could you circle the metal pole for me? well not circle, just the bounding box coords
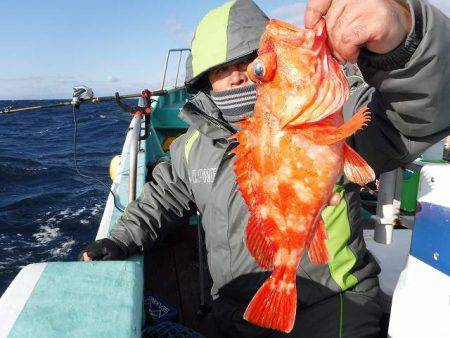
[372,169,402,244]
[128,115,141,202]
[174,51,183,88]
[160,48,191,90]
[161,52,171,90]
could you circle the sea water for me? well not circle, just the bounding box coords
[0,100,131,295]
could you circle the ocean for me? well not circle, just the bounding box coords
[0,100,132,295]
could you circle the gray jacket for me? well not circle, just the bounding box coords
[109,0,450,297]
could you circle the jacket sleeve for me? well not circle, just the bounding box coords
[344,0,450,174]
[108,135,196,251]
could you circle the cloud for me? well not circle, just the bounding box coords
[107,75,120,83]
[429,0,450,16]
[270,2,307,28]
[0,75,80,100]
[165,16,194,45]
[0,75,159,100]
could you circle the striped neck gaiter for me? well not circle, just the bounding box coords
[210,83,257,123]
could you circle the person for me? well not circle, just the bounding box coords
[82,0,450,336]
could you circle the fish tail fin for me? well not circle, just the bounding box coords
[244,267,297,333]
[343,143,375,185]
[308,219,329,265]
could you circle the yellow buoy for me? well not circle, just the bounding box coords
[162,133,184,152]
[109,155,122,181]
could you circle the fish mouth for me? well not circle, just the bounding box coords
[269,19,302,32]
[261,18,349,128]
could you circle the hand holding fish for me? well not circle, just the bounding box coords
[305,0,412,63]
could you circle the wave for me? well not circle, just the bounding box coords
[0,156,44,167]
[0,164,110,189]
[49,239,76,258]
[0,100,129,295]
[0,163,69,177]
[33,225,61,245]
[0,192,67,211]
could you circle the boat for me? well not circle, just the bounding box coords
[0,49,208,337]
[0,48,449,338]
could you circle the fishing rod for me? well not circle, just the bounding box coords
[0,85,169,114]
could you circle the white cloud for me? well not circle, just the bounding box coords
[0,75,159,100]
[107,75,120,83]
[428,0,450,17]
[0,76,77,100]
[270,2,307,28]
[165,16,194,46]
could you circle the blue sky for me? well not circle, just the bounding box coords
[1,0,448,100]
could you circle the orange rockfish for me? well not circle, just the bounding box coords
[232,19,375,333]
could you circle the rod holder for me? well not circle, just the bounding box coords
[372,169,402,244]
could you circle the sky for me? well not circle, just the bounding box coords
[0,0,448,100]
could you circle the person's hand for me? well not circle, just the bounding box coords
[80,238,129,261]
[305,0,412,63]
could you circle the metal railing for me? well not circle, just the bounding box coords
[128,115,141,202]
[126,48,191,203]
[160,48,191,90]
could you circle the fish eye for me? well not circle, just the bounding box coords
[248,53,276,82]
[252,60,265,78]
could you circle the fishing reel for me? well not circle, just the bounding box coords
[71,85,94,108]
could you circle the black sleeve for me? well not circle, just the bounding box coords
[343,0,450,174]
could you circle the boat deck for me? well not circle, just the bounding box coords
[144,223,212,332]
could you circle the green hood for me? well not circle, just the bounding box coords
[185,0,269,93]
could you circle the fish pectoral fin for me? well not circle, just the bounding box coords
[308,219,329,265]
[302,106,371,145]
[245,215,276,270]
[343,143,375,185]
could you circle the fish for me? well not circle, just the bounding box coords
[232,19,375,333]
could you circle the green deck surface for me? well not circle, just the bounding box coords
[8,261,143,338]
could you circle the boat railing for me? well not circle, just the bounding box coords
[127,48,190,205]
[128,115,142,202]
[161,48,191,90]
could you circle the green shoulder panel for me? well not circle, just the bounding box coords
[185,129,200,164]
[322,185,358,291]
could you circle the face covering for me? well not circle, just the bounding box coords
[209,83,257,123]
